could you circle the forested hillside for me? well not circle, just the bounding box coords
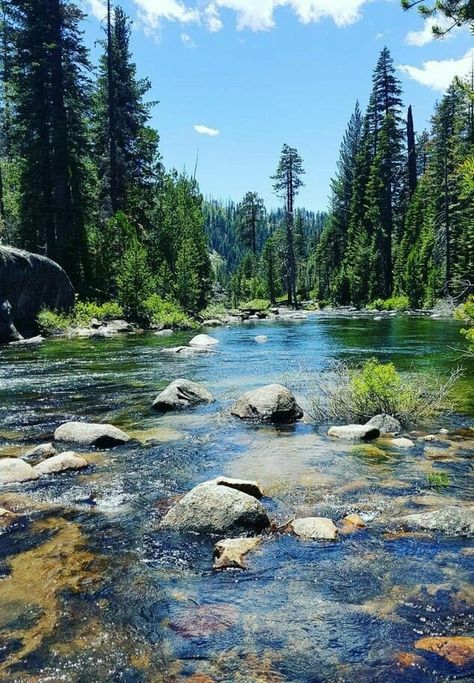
[0,1,472,318]
[0,0,211,320]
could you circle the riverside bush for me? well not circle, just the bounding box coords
[240,298,271,311]
[368,296,410,311]
[38,301,125,335]
[306,358,461,425]
[144,294,195,329]
[454,295,474,354]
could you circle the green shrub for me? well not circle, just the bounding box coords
[199,303,227,320]
[73,301,124,326]
[368,296,410,311]
[427,471,450,489]
[240,298,271,312]
[37,308,72,335]
[454,296,474,355]
[305,357,461,426]
[144,294,195,329]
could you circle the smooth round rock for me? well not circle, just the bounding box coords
[34,452,88,475]
[0,458,39,484]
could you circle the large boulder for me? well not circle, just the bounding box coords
[0,298,22,343]
[231,384,303,424]
[160,478,270,535]
[365,414,401,435]
[0,246,74,334]
[396,506,474,537]
[0,458,39,484]
[54,421,131,448]
[152,379,214,412]
[328,424,380,441]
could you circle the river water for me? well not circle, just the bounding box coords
[0,314,472,682]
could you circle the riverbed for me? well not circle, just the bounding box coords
[0,313,473,682]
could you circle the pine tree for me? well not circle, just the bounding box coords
[407,105,417,198]
[93,3,160,224]
[8,0,92,289]
[272,144,305,308]
[116,236,154,321]
[237,191,265,256]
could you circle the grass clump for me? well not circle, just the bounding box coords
[240,298,271,312]
[144,294,195,329]
[306,357,461,426]
[427,471,450,489]
[37,308,72,335]
[368,295,410,311]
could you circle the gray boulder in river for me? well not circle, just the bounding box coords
[160,477,270,535]
[0,458,39,484]
[396,506,474,537]
[152,379,214,412]
[365,414,401,435]
[54,421,131,448]
[328,424,380,441]
[0,245,74,336]
[231,384,303,423]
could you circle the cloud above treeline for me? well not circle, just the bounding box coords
[399,48,474,91]
[194,124,220,136]
[124,0,373,34]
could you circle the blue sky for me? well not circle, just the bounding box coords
[81,0,474,211]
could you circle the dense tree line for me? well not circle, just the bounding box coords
[0,0,211,317]
[313,47,474,308]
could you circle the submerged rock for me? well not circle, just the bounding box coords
[397,506,474,537]
[255,335,268,344]
[160,478,270,535]
[342,513,366,529]
[415,636,474,667]
[152,379,214,412]
[189,333,220,347]
[54,421,131,448]
[155,329,174,337]
[328,424,380,441]
[0,458,39,484]
[34,452,88,475]
[365,414,401,435]
[161,345,217,355]
[290,517,338,540]
[231,384,303,423]
[213,537,261,570]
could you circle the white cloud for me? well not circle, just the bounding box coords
[205,3,224,32]
[181,32,197,46]
[85,0,106,21]
[399,48,474,91]
[405,16,457,46]
[194,124,220,136]
[128,0,372,34]
[133,0,199,32]
[210,0,372,31]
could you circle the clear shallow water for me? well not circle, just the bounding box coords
[0,314,473,682]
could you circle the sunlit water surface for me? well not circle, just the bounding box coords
[0,314,473,682]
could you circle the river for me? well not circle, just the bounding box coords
[0,313,472,682]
